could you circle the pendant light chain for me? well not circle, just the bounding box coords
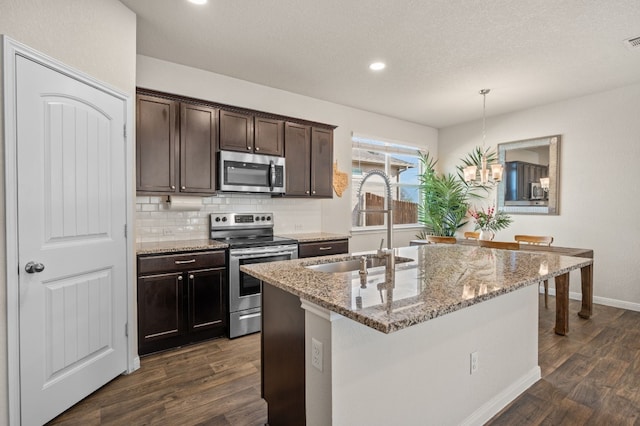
[482,90,487,152]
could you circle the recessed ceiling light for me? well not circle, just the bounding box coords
[369,62,386,71]
[188,0,207,5]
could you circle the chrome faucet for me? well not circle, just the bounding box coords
[356,169,394,250]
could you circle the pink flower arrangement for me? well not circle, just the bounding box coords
[468,205,512,232]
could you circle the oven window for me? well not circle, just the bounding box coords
[238,254,292,297]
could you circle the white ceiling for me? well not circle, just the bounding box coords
[120,0,640,128]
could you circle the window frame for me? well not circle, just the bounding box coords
[351,134,426,233]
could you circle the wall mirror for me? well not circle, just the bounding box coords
[497,135,560,215]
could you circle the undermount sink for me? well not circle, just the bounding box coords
[306,256,413,273]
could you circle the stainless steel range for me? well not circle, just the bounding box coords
[210,212,298,338]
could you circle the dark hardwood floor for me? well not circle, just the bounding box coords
[487,297,640,425]
[48,295,640,425]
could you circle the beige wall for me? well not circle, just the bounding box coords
[0,1,137,424]
[439,83,640,308]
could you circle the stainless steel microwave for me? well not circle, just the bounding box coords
[218,151,285,193]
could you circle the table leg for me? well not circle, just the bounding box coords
[578,263,593,319]
[554,272,570,335]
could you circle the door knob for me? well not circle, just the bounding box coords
[25,261,45,274]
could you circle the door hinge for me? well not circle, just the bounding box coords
[123,123,127,138]
[124,224,127,238]
[125,322,128,337]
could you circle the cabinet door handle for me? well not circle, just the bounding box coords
[181,186,186,190]
[305,190,309,194]
[312,190,316,194]
[175,259,196,264]
[318,246,333,251]
[247,146,251,150]
[177,275,183,281]
[189,274,194,280]
[171,185,176,190]
[255,147,260,151]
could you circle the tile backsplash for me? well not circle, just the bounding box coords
[135,194,323,243]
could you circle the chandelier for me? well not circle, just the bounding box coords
[463,89,503,186]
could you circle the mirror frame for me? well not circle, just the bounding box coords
[497,135,560,215]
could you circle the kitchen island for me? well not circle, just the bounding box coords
[242,244,592,425]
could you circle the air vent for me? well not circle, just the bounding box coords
[624,36,640,51]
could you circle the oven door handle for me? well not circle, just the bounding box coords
[233,251,295,260]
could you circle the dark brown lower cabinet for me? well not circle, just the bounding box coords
[298,238,349,258]
[262,282,306,426]
[137,251,226,355]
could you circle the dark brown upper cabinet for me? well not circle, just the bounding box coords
[284,122,311,196]
[254,117,284,156]
[180,104,218,194]
[219,110,254,153]
[136,92,218,195]
[220,110,284,156]
[137,89,335,196]
[284,123,333,198]
[310,127,334,197]
[136,94,178,193]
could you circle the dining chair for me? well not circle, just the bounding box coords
[477,240,520,250]
[515,235,554,308]
[514,235,554,246]
[464,231,479,240]
[426,235,457,244]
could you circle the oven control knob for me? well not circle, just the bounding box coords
[222,217,227,222]
[266,216,271,221]
[215,217,221,222]
[255,216,260,221]
[261,216,266,221]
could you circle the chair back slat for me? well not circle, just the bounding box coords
[478,240,520,250]
[426,235,457,244]
[514,235,553,246]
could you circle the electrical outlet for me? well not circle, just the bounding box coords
[470,351,479,374]
[312,338,323,372]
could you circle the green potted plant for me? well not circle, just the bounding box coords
[416,152,473,238]
[417,147,500,239]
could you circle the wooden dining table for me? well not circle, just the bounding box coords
[410,238,594,336]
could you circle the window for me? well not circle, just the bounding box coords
[351,135,425,229]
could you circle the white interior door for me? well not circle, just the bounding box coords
[16,54,128,425]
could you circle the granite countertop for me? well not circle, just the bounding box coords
[241,244,593,333]
[136,239,228,255]
[277,232,351,243]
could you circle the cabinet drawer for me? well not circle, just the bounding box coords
[298,239,348,258]
[138,251,225,275]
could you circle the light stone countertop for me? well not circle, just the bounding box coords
[241,244,593,333]
[277,232,350,243]
[135,232,350,255]
[136,239,228,255]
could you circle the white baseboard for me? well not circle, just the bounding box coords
[592,296,640,312]
[461,366,542,426]
[538,285,640,312]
